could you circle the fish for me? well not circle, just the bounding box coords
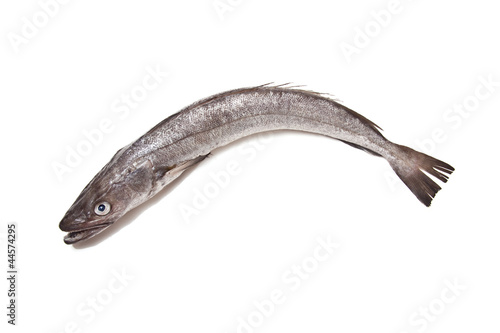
[59,84,454,244]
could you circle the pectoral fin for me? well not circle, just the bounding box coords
[165,154,210,176]
[153,154,210,188]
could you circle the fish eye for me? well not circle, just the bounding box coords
[94,202,111,216]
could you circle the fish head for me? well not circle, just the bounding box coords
[59,157,155,244]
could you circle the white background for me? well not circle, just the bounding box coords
[1,0,499,332]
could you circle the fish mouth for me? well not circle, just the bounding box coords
[63,223,112,245]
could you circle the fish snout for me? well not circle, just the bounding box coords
[59,210,114,244]
[59,212,88,232]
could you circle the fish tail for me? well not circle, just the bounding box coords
[389,144,454,206]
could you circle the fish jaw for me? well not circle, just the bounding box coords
[59,209,116,245]
[62,223,112,244]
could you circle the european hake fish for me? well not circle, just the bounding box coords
[59,85,454,244]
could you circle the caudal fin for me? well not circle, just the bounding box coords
[390,145,454,207]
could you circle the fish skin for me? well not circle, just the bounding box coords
[59,85,454,244]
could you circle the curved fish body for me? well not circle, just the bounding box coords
[59,85,454,244]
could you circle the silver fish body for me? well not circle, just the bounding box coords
[59,85,454,244]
